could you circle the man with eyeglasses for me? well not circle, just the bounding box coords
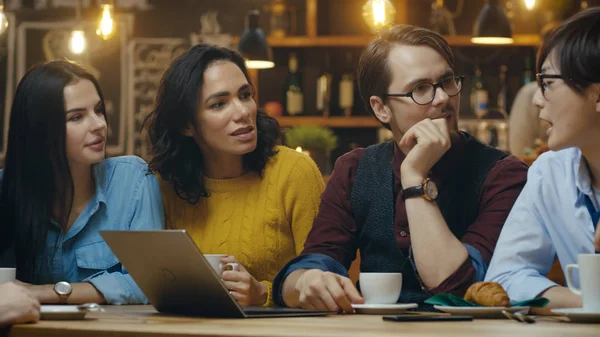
[272,24,528,313]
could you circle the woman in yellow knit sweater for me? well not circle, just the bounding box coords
[143,44,324,307]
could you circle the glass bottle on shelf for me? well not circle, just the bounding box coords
[285,52,304,116]
[470,66,479,114]
[470,66,489,119]
[316,52,332,117]
[339,52,354,117]
[523,54,534,85]
[497,65,508,115]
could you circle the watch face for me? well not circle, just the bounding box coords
[55,281,72,295]
[425,180,439,200]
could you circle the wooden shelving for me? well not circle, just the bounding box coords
[275,116,381,128]
[264,34,541,48]
[235,34,541,48]
[446,34,541,47]
[248,0,540,130]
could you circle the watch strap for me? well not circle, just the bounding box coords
[402,184,425,200]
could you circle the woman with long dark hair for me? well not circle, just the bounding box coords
[0,60,164,304]
[144,44,324,307]
[486,7,600,313]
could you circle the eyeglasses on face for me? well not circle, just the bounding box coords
[383,75,465,106]
[536,73,565,97]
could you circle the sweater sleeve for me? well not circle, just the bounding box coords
[260,280,274,307]
[282,152,325,255]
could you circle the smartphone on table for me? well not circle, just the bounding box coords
[383,315,473,322]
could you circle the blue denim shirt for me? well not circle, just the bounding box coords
[1,156,165,304]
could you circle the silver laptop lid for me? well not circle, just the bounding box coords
[101,230,245,318]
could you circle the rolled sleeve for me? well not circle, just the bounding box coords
[413,156,528,296]
[408,247,474,296]
[485,160,558,301]
[273,254,348,306]
[92,166,164,304]
[461,157,529,269]
[86,271,148,304]
[464,243,487,282]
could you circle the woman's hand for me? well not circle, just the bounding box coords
[220,256,267,306]
[0,282,40,326]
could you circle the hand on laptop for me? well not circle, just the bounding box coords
[220,256,268,306]
[0,282,40,326]
[293,269,363,313]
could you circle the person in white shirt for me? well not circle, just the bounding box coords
[485,7,600,314]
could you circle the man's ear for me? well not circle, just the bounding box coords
[369,96,391,124]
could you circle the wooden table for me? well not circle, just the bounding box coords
[8,305,599,337]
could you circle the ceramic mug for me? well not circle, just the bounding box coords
[0,268,16,284]
[566,254,600,312]
[359,272,402,304]
[204,254,239,274]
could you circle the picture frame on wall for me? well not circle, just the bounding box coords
[126,37,189,160]
[0,12,18,161]
[14,14,134,156]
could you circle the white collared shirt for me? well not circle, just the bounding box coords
[485,148,597,302]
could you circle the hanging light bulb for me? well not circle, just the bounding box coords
[96,3,115,40]
[69,0,86,54]
[237,10,275,69]
[362,0,396,31]
[472,0,513,45]
[69,30,86,54]
[524,0,535,10]
[0,3,8,35]
[581,1,589,10]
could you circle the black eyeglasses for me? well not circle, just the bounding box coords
[383,75,465,105]
[536,73,565,97]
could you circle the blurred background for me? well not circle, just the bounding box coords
[0,0,595,174]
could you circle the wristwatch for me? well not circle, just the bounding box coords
[54,281,73,304]
[402,178,439,201]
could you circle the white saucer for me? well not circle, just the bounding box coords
[40,305,101,320]
[551,308,600,323]
[434,305,530,319]
[352,303,418,315]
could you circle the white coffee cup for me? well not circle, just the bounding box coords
[0,268,16,284]
[203,254,239,275]
[566,254,600,312]
[359,272,402,304]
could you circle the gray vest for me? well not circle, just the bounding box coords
[350,133,507,304]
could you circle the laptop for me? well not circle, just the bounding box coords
[100,230,333,318]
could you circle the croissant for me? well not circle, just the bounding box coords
[464,282,510,307]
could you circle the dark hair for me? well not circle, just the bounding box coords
[0,60,107,283]
[144,44,280,205]
[537,7,600,93]
[358,24,454,130]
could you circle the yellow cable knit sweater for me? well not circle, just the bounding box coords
[158,146,324,306]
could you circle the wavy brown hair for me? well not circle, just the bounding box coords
[143,44,280,205]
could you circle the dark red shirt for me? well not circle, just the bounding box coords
[301,136,529,296]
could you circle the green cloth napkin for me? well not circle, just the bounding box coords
[425,293,549,308]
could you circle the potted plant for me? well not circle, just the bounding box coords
[284,125,338,174]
